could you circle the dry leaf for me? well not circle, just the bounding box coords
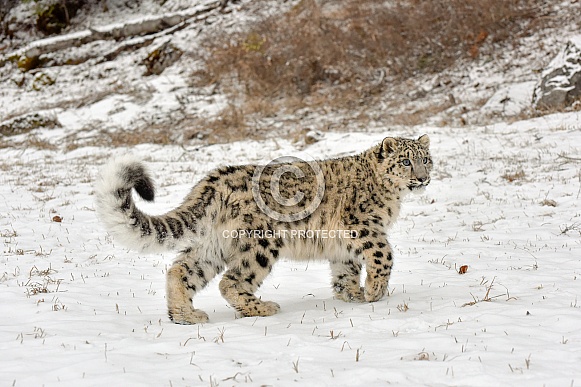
[458,265,468,274]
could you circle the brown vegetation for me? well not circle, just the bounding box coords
[200,0,543,111]
[1,0,551,150]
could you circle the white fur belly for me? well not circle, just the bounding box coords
[280,235,352,262]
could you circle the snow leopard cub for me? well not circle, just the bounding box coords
[95,135,432,324]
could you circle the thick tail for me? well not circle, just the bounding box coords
[95,155,194,253]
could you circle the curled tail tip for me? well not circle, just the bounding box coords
[98,154,156,201]
[133,174,155,202]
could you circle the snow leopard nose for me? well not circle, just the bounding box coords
[417,176,428,183]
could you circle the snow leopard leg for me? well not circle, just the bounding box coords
[166,246,224,324]
[219,244,280,317]
[330,259,365,302]
[362,238,393,302]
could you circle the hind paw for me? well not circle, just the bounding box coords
[335,287,365,303]
[169,308,209,325]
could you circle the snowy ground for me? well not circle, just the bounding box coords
[1,110,581,386]
[1,1,581,385]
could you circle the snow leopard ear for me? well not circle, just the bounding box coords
[418,134,430,148]
[378,137,397,160]
[381,137,398,154]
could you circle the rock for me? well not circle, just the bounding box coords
[0,113,60,137]
[293,128,323,147]
[482,81,536,116]
[303,129,323,145]
[533,35,581,110]
[142,41,183,76]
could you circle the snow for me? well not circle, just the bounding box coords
[480,81,537,117]
[1,111,581,386]
[1,1,581,385]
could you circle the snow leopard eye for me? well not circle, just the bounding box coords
[402,159,411,166]
[423,157,429,164]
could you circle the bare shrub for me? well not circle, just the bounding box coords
[200,0,543,105]
[501,170,526,183]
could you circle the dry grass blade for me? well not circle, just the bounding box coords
[462,277,505,307]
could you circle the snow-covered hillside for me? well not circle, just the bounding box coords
[1,0,580,147]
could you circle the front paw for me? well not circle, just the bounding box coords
[239,300,281,317]
[364,277,388,302]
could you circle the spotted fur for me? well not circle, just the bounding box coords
[95,135,432,324]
